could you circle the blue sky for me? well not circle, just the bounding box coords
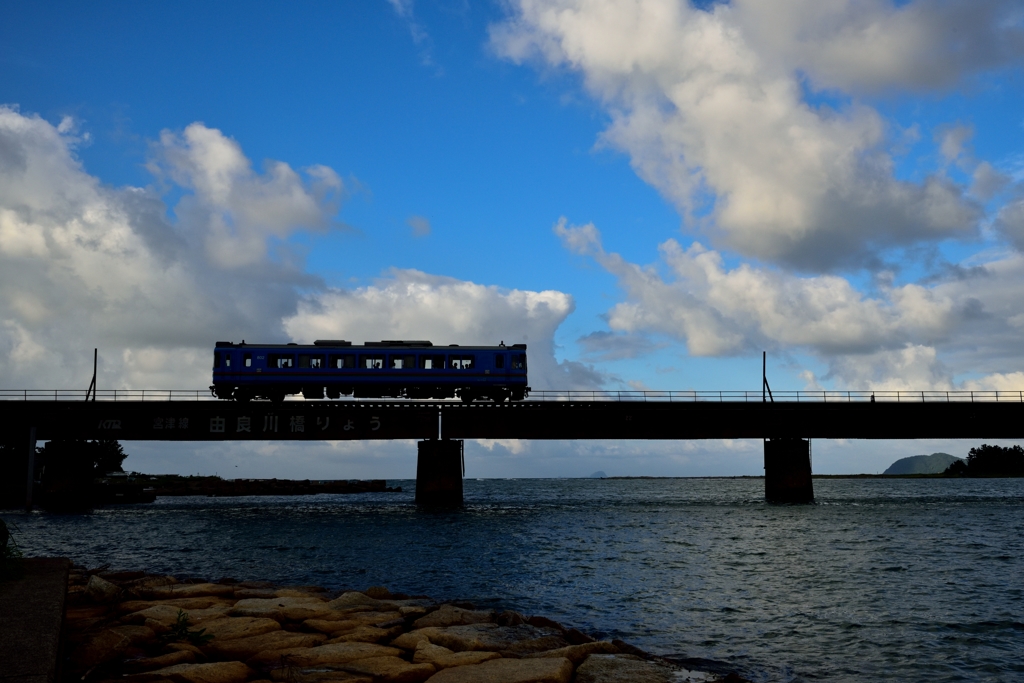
[3,1,1024,477]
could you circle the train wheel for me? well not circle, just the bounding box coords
[269,392,286,404]
[493,389,509,403]
[460,389,474,404]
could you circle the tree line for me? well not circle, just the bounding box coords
[944,444,1024,477]
[0,437,128,509]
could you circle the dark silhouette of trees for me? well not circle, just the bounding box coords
[0,435,31,509]
[944,444,1024,477]
[36,439,127,480]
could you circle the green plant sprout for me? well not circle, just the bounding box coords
[163,609,214,646]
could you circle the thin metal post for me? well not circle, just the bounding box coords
[762,352,774,402]
[25,426,36,512]
[85,348,97,401]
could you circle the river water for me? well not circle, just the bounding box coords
[7,477,1023,682]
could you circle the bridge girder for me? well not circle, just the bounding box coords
[1,400,1023,441]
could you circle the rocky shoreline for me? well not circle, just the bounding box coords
[65,566,748,683]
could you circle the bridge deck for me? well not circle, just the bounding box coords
[2,398,1022,440]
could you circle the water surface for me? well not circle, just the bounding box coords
[9,477,1023,682]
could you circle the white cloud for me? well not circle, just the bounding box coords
[556,218,1024,388]
[283,269,601,390]
[732,0,1024,93]
[491,0,1006,270]
[0,107,588,397]
[475,439,527,455]
[149,123,343,269]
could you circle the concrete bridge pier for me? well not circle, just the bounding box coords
[25,426,36,512]
[764,438,814,504]
[415,439,463,506]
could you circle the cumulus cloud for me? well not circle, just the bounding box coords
[0,107,584,394]
[149,123,344,269]
[731,0,1024,93]
[556,218,1024,388]
[490,0,1012,270]
[0,108,342,389]
[283,269,602,389]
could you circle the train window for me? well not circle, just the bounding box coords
[361,354,385,369]
[449,355,475,370]
[419,355,444,369]
[331,354,356,369]
[244,353,252,367]
[512,354,526,370]
[495,354,505,369]
[213,352,220,369]
[298,355,324,369]
[268,354,295,369]
[390,355,416,369]
[224,355,231,368]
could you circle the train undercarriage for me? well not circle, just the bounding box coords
[211,384,527,403]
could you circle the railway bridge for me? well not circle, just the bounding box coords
[4,388,1023,506]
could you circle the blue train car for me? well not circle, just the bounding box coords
[210,340,529,403]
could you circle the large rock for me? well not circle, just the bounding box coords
[423,624,567,654]
[123,604,231,627]
[573,654,675,683]
[524,641,619,665]
[269,670,371,683]
[85,574,123,603]
[123,649,196,673]
[328,592,389,611]
[142,583,237,600]
[118,597,235,614]
[391,629,436,651]
[230,596,335,621]
[234,586,324,599]
[70,626,157,671]
[340,656,436,683]
[143,661,253,683]
[165,642,206,658]
[305,610,403,633]
[326,625,404,644]
[247,642,402,668]
[423,657,573,683]
[232,587,279,599]
[204,629,325,660]
[413,605,493,629]
[413,642,501,669]
[329,592,433,614]
[198,616,281,641]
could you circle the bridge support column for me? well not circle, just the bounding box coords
[764,438,813,504]
[25,426,36,512]
[416,440,463,507]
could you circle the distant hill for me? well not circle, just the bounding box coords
[884,453,962,475]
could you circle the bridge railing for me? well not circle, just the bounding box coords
[523,390,1024,403]
[0,389,219,401]
[1,389,1023,403]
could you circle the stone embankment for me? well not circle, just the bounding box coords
[64,567,743,683]
[146,476,401,497]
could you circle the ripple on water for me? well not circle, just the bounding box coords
[7,477,1024,683]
